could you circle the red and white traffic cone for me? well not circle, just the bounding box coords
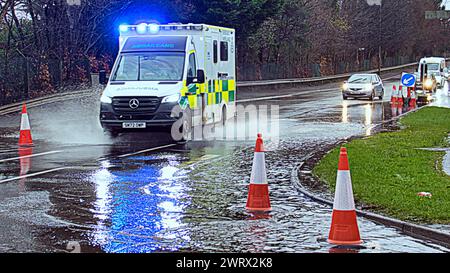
[391,105,398,117]
[19,104,33,146]
[397,86,404,107]
[397,104,403,115]
[328,147,362,246]
[409,89,417,108]
[390,85,398,105]
[246,133,271,212]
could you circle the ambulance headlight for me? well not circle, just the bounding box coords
[119,25,129,33]
[100,94,112,104]
[137,23,147,34]
[424,79,433,89]
[149,24,159,34]
[162,93,180,103]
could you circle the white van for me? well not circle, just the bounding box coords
[415,57,447,91]
[99,23,236,139]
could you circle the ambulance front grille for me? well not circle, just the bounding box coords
[112,97,161,113]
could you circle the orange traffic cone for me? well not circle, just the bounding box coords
[328,147,362,245]
[390,85,398,105]
[246,133,271,212]
[19,104,33,146]
[391,105,398,117]
[397,86,404,107]
[409,89,417,108]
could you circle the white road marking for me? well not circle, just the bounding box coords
[0,149,19,154]
[117,144,177,158]
[0,167,71,184]
[0,150,62,163]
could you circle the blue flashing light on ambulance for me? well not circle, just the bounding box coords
[99,23,237,140]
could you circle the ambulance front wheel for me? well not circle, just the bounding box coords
[175,108,192,143]
[180,118,191,142]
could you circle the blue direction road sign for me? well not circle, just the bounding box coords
[401,73,416,87]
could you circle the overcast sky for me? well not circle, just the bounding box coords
[443,0,450,10]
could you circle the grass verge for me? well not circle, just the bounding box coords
[313,106,450,224]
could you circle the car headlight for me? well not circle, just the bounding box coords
[342,83,349,91]
[100,94,112,104]
[162,93,180,103]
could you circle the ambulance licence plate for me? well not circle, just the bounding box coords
[122,122,146,129]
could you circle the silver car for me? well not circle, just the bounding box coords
[342,74,384,100]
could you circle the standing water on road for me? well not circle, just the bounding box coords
[0,83,448,253]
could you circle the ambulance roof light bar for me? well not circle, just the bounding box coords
[119,23,204,34]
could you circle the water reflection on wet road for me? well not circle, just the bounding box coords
[0,80,448,253]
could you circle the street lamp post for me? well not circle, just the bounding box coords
[378,2,382,76]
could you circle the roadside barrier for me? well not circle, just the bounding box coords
[19,104,33,146]
[238,61,430,88]
[328,147,363,246]
[246,134,271,212]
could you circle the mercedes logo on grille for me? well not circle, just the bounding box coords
[129,98,140,109]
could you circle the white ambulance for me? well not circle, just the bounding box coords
[99,23,236,140]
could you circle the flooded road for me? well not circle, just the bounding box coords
[0,78,449,253]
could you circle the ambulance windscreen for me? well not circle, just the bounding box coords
[112,52,185,82]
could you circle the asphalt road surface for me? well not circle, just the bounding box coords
[0,73,449,253]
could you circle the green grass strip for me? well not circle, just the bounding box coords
[313,107,450,224]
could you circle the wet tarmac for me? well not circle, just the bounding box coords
[0,77,449,253]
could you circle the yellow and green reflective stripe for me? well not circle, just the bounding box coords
[215,80,219,94]
[198,83,206,94]
[188,95,197,108]
[222,91,229,103]
[208,93,213,105]
[183,79,236,106]
[229,90,235,102]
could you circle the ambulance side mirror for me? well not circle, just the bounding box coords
[187,70,205,86]
[196,69,205,84]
